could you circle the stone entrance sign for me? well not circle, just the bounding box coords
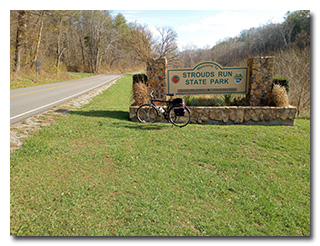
[130,56,296,126]
[167,62,248,95]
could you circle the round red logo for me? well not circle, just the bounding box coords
[172,75,180,83]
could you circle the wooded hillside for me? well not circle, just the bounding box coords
[10,10,181,75]
[178,10,310,113]
[10,10,310,113]
[10,10,148,74]
[178,11,310,67]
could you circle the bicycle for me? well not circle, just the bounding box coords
[136,90,191,127]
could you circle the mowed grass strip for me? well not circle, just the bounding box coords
[10,72,95,89]
[10,75,310,236]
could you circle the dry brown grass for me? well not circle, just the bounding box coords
[273,46,310,115]
[131,82,148,106]
[10,65,77,89]
[272,84,290,107]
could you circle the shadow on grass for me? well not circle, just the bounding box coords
[70,110,129,121]
[112,122,168,130]
[69,110,167,130]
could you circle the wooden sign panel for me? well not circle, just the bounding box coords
[167,62,248,95]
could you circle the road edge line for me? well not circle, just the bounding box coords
[10,75,122,121]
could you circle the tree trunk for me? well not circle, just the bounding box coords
[56,48,65,74]
[95,47,100,73]
[78,37,86,70]
[56,17,66,74]
[14,10,26,73]
[109,57,123,68]
[31,10,45,68]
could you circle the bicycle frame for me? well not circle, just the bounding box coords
[136,90,191,127]
[148,91,174,120]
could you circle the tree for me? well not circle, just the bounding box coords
[114,13,129,34]
[284,11,310,43]
[49,11,71,73]
[281,10,310,47]
[179,43,198,68]
[153,26,179,65]
[11,10,179,75]
[78,11,115,73]
[124,22,154,64]
[31,11,45,69]
[273,46,310,115]
[13,10,27,73]
[102,13,125,70]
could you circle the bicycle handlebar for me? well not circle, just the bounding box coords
[149,90,154,98]
[148,90,175,98]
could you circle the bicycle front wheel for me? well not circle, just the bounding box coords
[168,106,191,127]
[136,104,159,124]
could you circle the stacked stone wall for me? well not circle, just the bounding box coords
[146,58,167,100]
[246,57,274,106]
[130,106,296,126]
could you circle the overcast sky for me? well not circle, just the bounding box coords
[112,10,296,50]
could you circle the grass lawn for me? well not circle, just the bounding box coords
[10,72,95,89]
[10,75,310,236]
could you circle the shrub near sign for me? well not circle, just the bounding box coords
[167,62,248,95]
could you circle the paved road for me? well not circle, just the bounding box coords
[10,74,122,124]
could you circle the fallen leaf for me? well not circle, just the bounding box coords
[228,197,233,201]
[106,155,111,158]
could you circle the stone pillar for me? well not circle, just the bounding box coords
[146,58,167,100]
[246,57,274,106]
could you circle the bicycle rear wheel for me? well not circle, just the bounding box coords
[168,106,191,127]
[136,104,159,123]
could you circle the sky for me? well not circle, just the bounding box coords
[112,10,296,50]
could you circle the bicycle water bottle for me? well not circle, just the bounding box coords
[159,107,165,114]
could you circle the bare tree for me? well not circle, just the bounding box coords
[274,46,310,115]
[31,10,45,69]
[13,10,27,73]
[9,11,177,76]
[124,22,154,64]
[85,11,114,73]
[153,26,179,65]
[53,12,69,73]
[179,43,198,68]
